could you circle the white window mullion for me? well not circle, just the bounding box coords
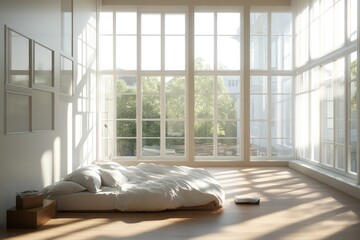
[137,11,142,158]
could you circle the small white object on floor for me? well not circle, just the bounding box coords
[234,195,260,204]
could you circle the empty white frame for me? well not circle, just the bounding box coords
[34,42,54,87]
[32,90,54,131]
[60,55,74,96]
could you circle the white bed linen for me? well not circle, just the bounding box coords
[49,163,225,212]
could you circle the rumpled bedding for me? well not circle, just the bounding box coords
[45,162,225,212]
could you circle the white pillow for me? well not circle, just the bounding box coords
[99,168,128,188]
[63,166,102,193]
[47,181,86,195]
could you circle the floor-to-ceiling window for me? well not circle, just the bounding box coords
[294,0,358,179]
[250,8,294,159]
[98,3,293,163]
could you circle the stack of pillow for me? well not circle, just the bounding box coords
[42,163,128,197]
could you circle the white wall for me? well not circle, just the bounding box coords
[0,0,97,227]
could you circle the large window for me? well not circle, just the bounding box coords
[294,0,358,178]
[250,9,293,159]
[99,5,294,162]
[194,9,242,158]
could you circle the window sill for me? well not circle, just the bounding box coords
[289,160,360,200]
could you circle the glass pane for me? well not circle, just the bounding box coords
[195,75,214,93]
[195,121,213,137]
[99,12,113,35]
[272,96,292,138]
[217,13,240,35]
[142,121,160,137]
[250,95,267,120]
[8,30,30,87]
[271,76,292,94]
[142,94,160,119]
[271,139,292,157]
[217,36,240,70]
[165,14,185,35]
[166,94,185,119]
[250,36,267,70]
[165,76,184,93]
[141,14,161,35]
[117,94,136,119]
[195,12,214,35]
[33,90,53,131]
[217,94,239,119]
[334,0,345,48]
[165,36,185,70]
[218,76,240,94]
[117,120,136,137]
[335,145,345,170]
[349,0,357,41]
[218,139,240,156]
[141,36,160,70]
[117,139,136,156]
[250,138,267,156]
[142,139,160,156]
[321,143,334,166]
[195,94,213,118]
[250,121,267,138]
[271,35,292,70]
[195,36,214,70]
[271,12,292,35]
[116,36,137,70]
[6,93,30,133]
[34,43,53,86]
[217,121,239,137]
[250,12,267,35]
[166,121,184,137]
[142,76,160,93]
[166,139,185,156]
[60,56,73,96]
[250,76,267,93]
[99,35,113,70]
[116,12,136,34]
[195,139,213,156]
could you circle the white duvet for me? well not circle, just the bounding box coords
[47,163,225,212]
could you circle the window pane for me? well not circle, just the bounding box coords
[250,138,267,156]
[271,12,292,35]
[218,94,239,119]
[99,12,113,35]
[195,36,214,70]
[271,35,292,70]
[272,95,292,138]
[165,76,184,93]
[165,36,185,70]
[217,121,239,137]
[251,76,267,93]
[141,14,161,34]
[116,12,136,34]
[271,76,292,94]
[218,139,240,156]
[195,95,213,118]
[142,121,160,137]
[217,36,240,70]
[217,13,240,35]
[166,94,185,119]
[250,12,267,35]
[165,14,185,35]
[117,120,136,137]
[116,36,137,70]
[251,121,267,138]
[250,95,267,120]
[349,0,357,41]
[250,36,267,70]
[195,120,213,137]
[166,121,184,137]
[349,52,357,173]
[166,139,185,156]
[218,76,240,93]
[195,139,213,156]
[116,76,136,119]
[271,139,292,157]
[141,36,161,70]
[142,139,160,156]
[99,35,113,70]
[195,12,214,35]
[142,94,160,118]
[117,139,136,156]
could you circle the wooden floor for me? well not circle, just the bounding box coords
[1,167,360,240]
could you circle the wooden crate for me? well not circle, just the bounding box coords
[7,199,57,229]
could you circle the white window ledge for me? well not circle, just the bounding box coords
[289,160,360,200]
